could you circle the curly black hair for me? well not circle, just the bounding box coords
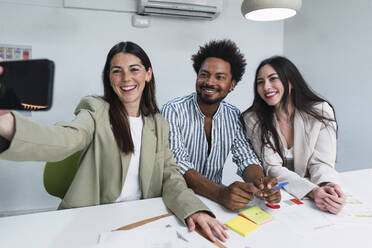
[191,39,246,84]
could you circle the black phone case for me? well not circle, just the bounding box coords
[0,59,54,110]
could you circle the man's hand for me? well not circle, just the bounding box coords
[253,176,281,204]
[241,165,280,203]
[186,211,229,243]
[218,181,261,210]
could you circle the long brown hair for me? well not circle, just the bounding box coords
[242,56,337,162]
[102,41,159,154]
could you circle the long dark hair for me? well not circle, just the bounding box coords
[102,41,159,154]
[242,56,337,162]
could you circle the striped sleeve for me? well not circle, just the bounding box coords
[160,103,194,174]
[231,120,262,176]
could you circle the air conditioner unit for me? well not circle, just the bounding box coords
[138,0,223,20]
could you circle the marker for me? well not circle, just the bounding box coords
[272,181,289,190]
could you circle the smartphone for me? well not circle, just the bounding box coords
[0,59,54,110]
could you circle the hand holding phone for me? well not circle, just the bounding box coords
[0,59,54,110]
[0,59,9,115]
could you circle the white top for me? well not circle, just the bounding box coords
[115,115,143,202]
[284,146,293,159]
[284,146,294,172]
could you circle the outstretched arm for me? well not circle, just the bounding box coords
[0,98,98,162]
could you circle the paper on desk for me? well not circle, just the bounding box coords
[151,215,253,248]
[125,214,214,248]
[323,192,372,224]
[98,227,179,248]
[250,190,335,237]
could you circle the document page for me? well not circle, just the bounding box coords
[253,190,335,237]
[132,215,213,248]
[98,227,179,248]
[324,191,372,224]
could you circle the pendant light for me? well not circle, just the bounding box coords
[241,0,302,21]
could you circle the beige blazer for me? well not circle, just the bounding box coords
[0,97,210,223]
[242,102,340,199]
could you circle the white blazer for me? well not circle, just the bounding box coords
[242,102,341,199]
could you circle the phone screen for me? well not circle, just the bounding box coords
[0,59,54,110]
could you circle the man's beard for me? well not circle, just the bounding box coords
[196,86,224,105]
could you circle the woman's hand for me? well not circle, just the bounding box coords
[0,60,15,140]
[0,111,15,141]
[309,187,330,211]
[186,211,229,243]
[323,182,344,198]
[308,184,345,214]
[321,183,346,214]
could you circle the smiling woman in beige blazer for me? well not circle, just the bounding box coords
[241,56,345,214]
[0,42,228,242]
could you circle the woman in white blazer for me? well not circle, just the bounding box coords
[241,56,345,214]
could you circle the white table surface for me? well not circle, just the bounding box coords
[0,169,371,248]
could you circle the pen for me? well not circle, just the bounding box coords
[272,181,289,190]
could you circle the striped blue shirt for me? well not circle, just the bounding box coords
[161,93,261,184]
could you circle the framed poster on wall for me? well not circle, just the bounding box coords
[0,44,32,61]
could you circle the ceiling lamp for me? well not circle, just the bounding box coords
[241,0,302,21]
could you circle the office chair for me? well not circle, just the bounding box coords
[43,151,82,199]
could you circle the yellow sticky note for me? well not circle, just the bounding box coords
[240,205,273,225]
[225,216,259,236]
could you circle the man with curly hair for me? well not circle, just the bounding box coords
[161,39,281,210]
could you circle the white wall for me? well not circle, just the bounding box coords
[0,0,283,214]
[284,0,372,172]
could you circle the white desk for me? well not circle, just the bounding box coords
[0,169,371,248]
